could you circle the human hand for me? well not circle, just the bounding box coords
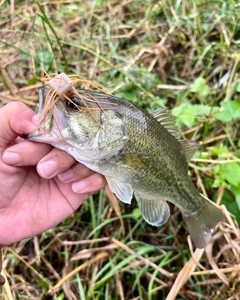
[0,102,106,246]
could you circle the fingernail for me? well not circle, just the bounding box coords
[72,181,86,193]
[31,114,39,126]
[2,152,21,165]
[38,160,58,178]
[58,169,74,182]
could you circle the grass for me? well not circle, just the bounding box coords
[0,0,240,299]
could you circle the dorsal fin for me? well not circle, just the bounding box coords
[152,108,179,139]
[152,108,199,163]
[180,140,200,163]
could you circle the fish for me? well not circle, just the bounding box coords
[27,86,223,248]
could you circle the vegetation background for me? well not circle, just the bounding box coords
[0,0,240,299]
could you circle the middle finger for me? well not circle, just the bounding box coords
[37,148,76,178]
[58,162,95,182]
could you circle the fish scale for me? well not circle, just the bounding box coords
[27,88,223,248]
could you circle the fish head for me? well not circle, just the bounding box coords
[28,91,101,146]
[27,88,127,162]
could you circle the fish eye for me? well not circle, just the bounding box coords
[65,97,82,111]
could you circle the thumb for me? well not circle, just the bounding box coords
[0,102,38,150]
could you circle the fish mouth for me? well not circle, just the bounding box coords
[27,128,59,143]
[27,88,69,144]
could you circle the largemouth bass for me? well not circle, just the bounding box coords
[27,85,222,248]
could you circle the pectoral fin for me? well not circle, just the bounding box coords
[136,195,170,226]
[121,153,151,170]
[106,176,133,204]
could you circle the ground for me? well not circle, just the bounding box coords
[0,1,240,299]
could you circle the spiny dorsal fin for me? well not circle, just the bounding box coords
[152,108,199,162]
[151,108,179,139]
[180,140,200,163]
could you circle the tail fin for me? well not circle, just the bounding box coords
[183,198,223,248]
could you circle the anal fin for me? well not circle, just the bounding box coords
[137,195,170,226]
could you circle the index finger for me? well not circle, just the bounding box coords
[0,102,38,150]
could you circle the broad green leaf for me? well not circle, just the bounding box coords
[212,178,222,188]
[232,186,240,211]
[117,90,138,102]
[208,144,230,157]
[236,82,240,93]
[214,191,240,224]
[215,101,240,122]
[172,103,211,128]
[189,77,211,97]
[220,162,240,187]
